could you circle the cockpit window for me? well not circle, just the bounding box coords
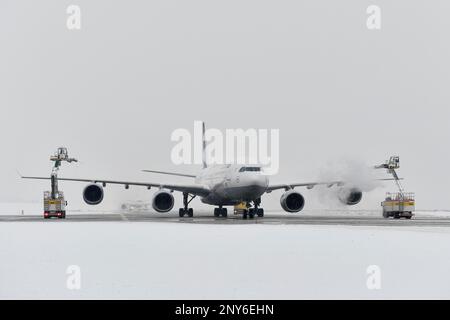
[239,167,261,172]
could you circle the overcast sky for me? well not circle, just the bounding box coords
[1,1,449,211]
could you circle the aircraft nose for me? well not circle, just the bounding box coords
[244,174,262,185]
[234,173,268,200]
[245,174,268,191]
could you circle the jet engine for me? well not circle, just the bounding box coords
[338,187,363,205]
[83,184,104,205]
[152,190,175,213]
[280,190,305,213]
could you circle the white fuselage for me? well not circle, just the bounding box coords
[194,165,269,205]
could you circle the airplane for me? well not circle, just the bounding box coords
[21,123,386,219]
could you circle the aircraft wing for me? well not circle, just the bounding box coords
[21,176,211,197]
[266,181,344,192]
[266,178,399,192]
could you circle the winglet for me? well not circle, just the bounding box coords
[16,169,23,178]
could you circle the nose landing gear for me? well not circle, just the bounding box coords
[243,198,264,219]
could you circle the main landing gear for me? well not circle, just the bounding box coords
[214,206,228,218]
[179,192,195,217]
[243,198,264,219]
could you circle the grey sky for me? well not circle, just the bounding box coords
[1,1,449,210]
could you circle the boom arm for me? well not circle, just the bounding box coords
[374,156,405,198]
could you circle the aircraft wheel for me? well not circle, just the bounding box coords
[248,209,255,219]
[243,210,248,219]
[188,208,194,217]
[257,208,264,217]
[179,208,185,217]
[219,208,227,217]
[214,208,220,217]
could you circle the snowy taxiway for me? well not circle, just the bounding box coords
[1,212,450,228]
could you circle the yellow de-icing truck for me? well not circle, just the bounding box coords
[42,147,77,219]
[381,192,415,219]
[376,156,415,220]
[43,190,67,219]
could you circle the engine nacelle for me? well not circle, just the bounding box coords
[152,190,175,213]
[83,184,104,205]
[338,187,363,205]
[280,190,305,213]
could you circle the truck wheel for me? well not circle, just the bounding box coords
[382,211,389,218]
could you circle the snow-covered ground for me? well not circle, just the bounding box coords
[2,220,450,299]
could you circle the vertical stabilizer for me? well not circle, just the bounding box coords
[202,122,207,168]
